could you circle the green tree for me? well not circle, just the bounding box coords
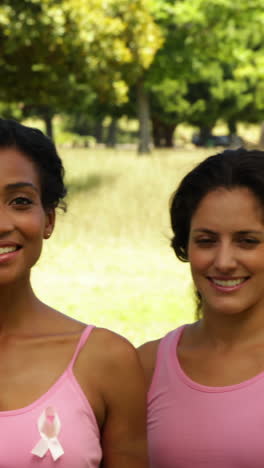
[66,0,162,153]
[0,0,90,136]
[0,0,162,146]
[146,0,264,146]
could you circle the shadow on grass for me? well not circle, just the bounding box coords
[67,173,116,197]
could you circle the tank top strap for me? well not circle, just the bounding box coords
[148,325,186,399]
[158,325,185,363]
[69,325,95,369]
[168,324,186,355]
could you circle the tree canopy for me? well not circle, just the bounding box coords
[0,0,263,148]
[0,0,161,108]
[146,0,264,143]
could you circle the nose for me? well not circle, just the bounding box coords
[213,242,237,272]
[0,206,14,236]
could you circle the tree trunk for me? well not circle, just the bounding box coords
[152,116,163,147]
[227,119,237,136]
[43,113,54,140]
[137,80,151,155]
[259,122,264,148]
[152,117,176,148]
[93,117,104,144]
[198,125,213,146]
[106,117,118,147]
[164,123,176,147]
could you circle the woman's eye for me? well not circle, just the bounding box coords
[239,238,260,247]
[195,238,215,245]
[11,197,33,206]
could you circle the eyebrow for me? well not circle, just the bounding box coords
[236,230,264,235]
[192,229,264,235]
[192,229,216,234]
[5,182,39,192]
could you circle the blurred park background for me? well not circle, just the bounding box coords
[1,0,264,344]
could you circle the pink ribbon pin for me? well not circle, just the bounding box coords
[31,406,64,461]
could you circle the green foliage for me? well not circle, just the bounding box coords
[65,0,162,105]
[0,0,89,115]
[0,0,162,118]
[147,0,264,131]
[1,0,264,140]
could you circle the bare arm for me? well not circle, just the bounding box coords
[137,339,161,390]
[99,332,149,468]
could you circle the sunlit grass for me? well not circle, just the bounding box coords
[32,147,212,345]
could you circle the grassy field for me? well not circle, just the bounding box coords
[32,146,214,346]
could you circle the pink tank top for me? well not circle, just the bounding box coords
[148,325,264,467]
[0,325,102,467]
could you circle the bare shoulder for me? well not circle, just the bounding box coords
[35,304,87,335]
[84,327,147,412]
[138,339,161,389]
[87,327,139,363]
[79,328,144,394]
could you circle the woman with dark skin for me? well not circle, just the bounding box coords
[0,119,148,467]
[139,148,264,467]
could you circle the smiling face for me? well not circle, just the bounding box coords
[0,147,55,286]
[188,187,264,317]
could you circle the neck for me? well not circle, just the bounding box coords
[0,279,41,334]
[198,307,264,348]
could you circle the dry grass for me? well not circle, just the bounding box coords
[32,147,213,345]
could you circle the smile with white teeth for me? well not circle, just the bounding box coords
[0,246,17,255]
[211,278,247,287]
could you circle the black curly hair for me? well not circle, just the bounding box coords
[0,118,67,211]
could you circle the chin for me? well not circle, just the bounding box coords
[204,300,250,317]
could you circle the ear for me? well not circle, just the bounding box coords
[43,208,56,239]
